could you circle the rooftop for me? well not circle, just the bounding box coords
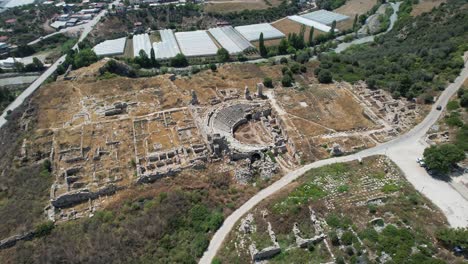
[208,26,253,55]
[287,15,333,33]
[234,23,285,42]
[154,29,181,60]
[300,9,349,25]
[133,33,152,57]
[92,37,127,57]
[175,30,219,57]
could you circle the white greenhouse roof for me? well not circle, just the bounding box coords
[300,9,349,25]
[234,23,285,42]
[50,21,67,29]
[208,26,253,55]
[287,15,332,33]
[133,33,152,57]
[175,30,218,57]
[153,29,181,60]
[92,37,127,57]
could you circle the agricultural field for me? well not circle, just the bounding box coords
[410,0,447,16]
[204,0,284,13]
[215,156,463,263]
[334,0,378,17]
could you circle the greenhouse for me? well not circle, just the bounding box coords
[208,26,254,55]
[154,29,181,60]
[92,37,127,57]
[300,10,349,26]
[175,30,219,57]
[234,23,285,42]
[133,33,152,58]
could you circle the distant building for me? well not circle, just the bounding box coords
[4,18,16,25]
[66,18,79,27]
[216,21,231,27]
[57,14,71,21]
[133,22,144,33]
[0,42,10,54]
[50,21,67,30]
[0,57,19,68]
[80,8,100,14]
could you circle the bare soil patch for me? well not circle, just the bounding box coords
[411,0,447,16]
[204,0,283,13]
[334,0,378,17]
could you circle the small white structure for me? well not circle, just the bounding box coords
[287,15,333,33]
[92,37,127,57]
[300,9,349,25]
[153,29,181,60]
[0,57,20,68]
[133,33,152,57]
[57,14,71,21]
[50,21,67,30]
[234,23,285,42]
[175,30,218,58]
[208,26,254,55]
[2,0,34,8]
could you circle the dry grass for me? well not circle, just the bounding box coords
[410,0,447,16]
[204,0,283,13]
[277,85,375,131]
[334,0,378,17]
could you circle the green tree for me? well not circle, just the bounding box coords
[32,57,44,70]
[329,20,337,37]
[278,38,289,55]
[170,53,188,67]
[352,14,358,31]
[460,93,468,108]
[34,221,55,238]
[436,227,468,248]
[216,48,230,63]
[308,26,315,46]
[281,74,293,87]
[423,144,465,173]
[263,77,273,88]
[210,63,217,72]
[73,48,98,69]
[317,69,333,83]
[56,64,66,75]
[150,47,158,67]
[259,33,267,57]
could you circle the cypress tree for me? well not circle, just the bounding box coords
[150,47,157,67]
[353,14,358,31]
[259,33,267,57]
[330,20,337,37]
[299,25,306,49]
[308,26,315,46]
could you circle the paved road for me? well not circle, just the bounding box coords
[0,1,119,129]
[334,2,401,53]
[199,57,468,264]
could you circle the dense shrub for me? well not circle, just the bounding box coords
[317,0,468,99]
[263,77,273,88]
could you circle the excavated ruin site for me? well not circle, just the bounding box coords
[16,62,424,221]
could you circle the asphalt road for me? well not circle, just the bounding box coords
[199,58,468,264]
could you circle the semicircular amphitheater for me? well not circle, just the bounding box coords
[203,85,288,161]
